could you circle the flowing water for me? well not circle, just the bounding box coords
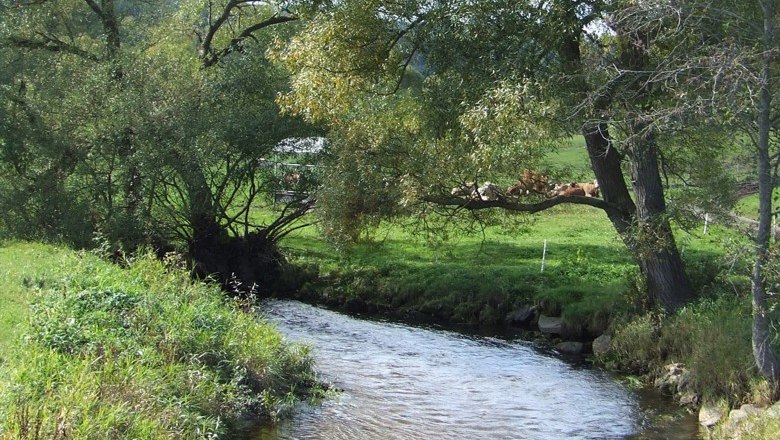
[250,300,700,440]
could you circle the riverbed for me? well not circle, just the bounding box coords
[250,300,700,439]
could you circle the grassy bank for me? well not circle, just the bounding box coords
[279,202,731,333]
[0,242,316,439]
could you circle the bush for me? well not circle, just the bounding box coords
[0,251,316,439]
[535,283,631,337]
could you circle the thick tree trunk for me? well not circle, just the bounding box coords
[752,0,780,389]
[628,125,696,312]
[582,122,695,312]
[583,122,635,235]
[183,164,284,295]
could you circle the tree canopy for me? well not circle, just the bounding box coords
[0,0,320,290]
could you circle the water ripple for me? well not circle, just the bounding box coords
[252,300,693,440]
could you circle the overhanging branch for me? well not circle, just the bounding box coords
[422,193,628,217]
[201,5,298,68]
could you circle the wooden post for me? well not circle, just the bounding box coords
[541,240,548,272]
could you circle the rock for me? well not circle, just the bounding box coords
[654,363,685,394]
[678,390,699,406]
[699,403,725,429]
[766,400,780,418]
[723,404,763,436]
[505,305,537,326]
[555,341,585,355]
[677,369,692,393]
[538,315,563,335]
[592,334,612,357]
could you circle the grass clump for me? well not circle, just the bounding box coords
[606,293,768,405]
[609,313,661,373]
[0,244,316,439]
[659,294,758,403]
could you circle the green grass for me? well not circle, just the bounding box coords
[543,136,592,178]
[0,242,316,439]
[0,242,82,356]
[735,188,780,220]
[273,199,735,336]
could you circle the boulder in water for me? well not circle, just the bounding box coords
[505,305,537,326]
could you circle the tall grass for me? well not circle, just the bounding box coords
[608,294,772,405]
[0,243,316,439]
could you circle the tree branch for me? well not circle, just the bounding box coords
[202,13,298,67]
[422,193,628,217]
[5,34,100,61]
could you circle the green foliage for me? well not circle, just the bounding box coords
[536,283,631,336]
[607,294,767,404]
[0,244,316,439]
[659,295,758,403]
[0,1,316,252]
[609,313,662,373]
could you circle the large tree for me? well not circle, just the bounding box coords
[273,0,733,311]
[0,0,317,291]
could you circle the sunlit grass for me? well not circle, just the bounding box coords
[0,242,81,356]
[0,242,316,439]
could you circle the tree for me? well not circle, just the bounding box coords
[0,0,318,292]
[612,0,780,394]
[750,0,780,389]
[273,0,727,311]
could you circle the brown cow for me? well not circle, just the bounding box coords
[580,180,599,197]
[507,170,551,196]
[549,179,599,197]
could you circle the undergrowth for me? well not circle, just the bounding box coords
[0,245,317,439]
[607,293,774,406]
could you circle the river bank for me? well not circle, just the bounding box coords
[0,242,318,439]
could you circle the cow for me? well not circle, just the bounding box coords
[549,179,599,197]
[451,182,478,197]
[507,170,551,196]
[477,182,503,201]
[580,180,600,197]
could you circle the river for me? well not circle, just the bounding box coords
[250,300,700,440]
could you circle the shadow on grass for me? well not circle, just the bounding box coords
[284,236,634,268]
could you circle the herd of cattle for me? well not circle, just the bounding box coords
[450,170,600,201]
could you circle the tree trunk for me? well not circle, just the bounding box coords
[628,125,696,312]
[752,0,780,389]
[558,13,696,312]
[182,163,284,295]
[581,121,695,312]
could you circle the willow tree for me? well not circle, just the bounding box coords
[0,0,317,291]
[272,0,743,311]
